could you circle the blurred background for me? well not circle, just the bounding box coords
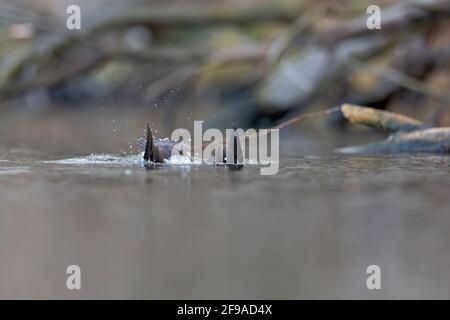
[0,0,449,153]
[1,0,450,299]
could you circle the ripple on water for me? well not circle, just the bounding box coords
[0,167,30,175]
[44,153,266,166]
[44,154,143,165]
[44,153,201,166]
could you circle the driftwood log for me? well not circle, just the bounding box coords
[337,104,450,154]
[340,103,428,133]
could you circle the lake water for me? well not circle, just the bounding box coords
[1,112,450,299]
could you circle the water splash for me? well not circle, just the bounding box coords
[165,155,202,165]
[45,153,199,166]
[45,154,143,165]
[0,167,30,175]
[45,153,270,167]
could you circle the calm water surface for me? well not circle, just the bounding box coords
[1,148,450,299]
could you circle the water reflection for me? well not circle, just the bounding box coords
[1,150,450,298]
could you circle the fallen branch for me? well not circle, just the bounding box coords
[89,5,301,33]
[338,104,450,154]
[337,127,450,154]
[0,43,266,98]
[318,0,450,46]
[341,104,428,132]
[273,106,340,130]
